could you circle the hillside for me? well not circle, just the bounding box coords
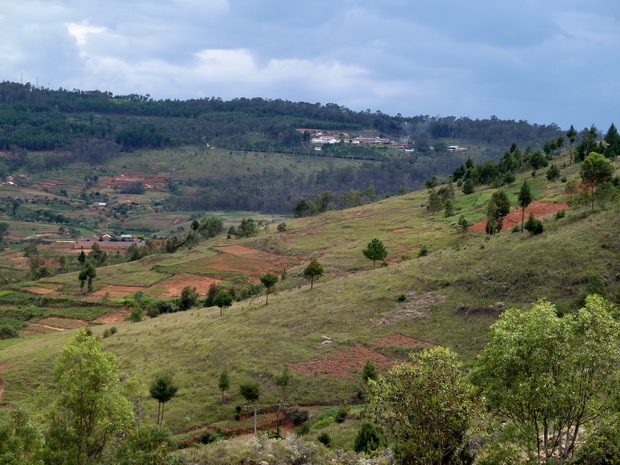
[0,148,618,436]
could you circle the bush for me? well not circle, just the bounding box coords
[276,222,287,232]
[317,432,332,447]
[335,402,351,423]
[524,213,543,235]
[555,210,566,220]
[0,324,19,339]
[353,421,387,454]
[418,246,428,257]
[125,306,143,322]
[292,409,309,426]
[199,430,222,445]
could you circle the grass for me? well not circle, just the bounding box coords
[0,149,617,436]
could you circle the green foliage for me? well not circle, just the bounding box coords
[362,238,388,268]
[353,421,387,454]
[274,367,293,403]
[362,360,378,383]
[523,212,543,236]
[581,152,615,209]
[0,407,45,464]
[485,190,510,234]
[335,402,351,423]
[213,291,233,316]
[125,306,144,322]
[546,163,561,181]
[47,328,134,464]
[150,373,179,425]
[366,347,478,465]
[114,424,181,465]
[239,382,260,403]
[317,432,332,447]
[218,369,230,403]
[303,259,324,289]
[470,296,620,463]
[517,180,533,233]
[0,324,19,340]
[178,285,199,311]
[234,218,257,238]
[259,272,278,305]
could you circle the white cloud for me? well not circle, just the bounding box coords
[66,22,107,46]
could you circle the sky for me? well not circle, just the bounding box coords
[1,0,618,131]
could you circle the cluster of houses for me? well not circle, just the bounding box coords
[311,134,398,146]
[75,234,146,248]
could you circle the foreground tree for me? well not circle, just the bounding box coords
[366,347,478,465]
[517,180,533,233]
[149,373,178,425]
[470,296,620,463]
[274,367,293,403]
[48,328,134,465]
[580,151,615,210]
[362,238,388,268]
[0,407,45,464]
[259,272,278,305]
[303,259,324,289]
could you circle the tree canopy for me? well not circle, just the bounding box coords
[362,238,388,268]
[303,259,324,289]
[470,296,620,463]
[580,152,615,209]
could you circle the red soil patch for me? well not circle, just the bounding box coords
[290,345,393,380]
[469,200,569,232]
[213,245,263,256]
[93,309,132,324]
[90,285,150,299]
[148,273,222,297]
[22,287,60,295]
[367,334,437,348]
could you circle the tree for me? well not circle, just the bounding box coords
[353,421,386,454]
[0,407,45,464]
[470,296,620,463]
[274,367,293,403]
[259,272,278,305]
[581,152,615,209]
[485,190,510,234]
[84,261,97,292]
[213,290,233,316]
[566,124,578,164]
[517,180,533,233]
[149,373,178,425]
[218,369,230,403]
[362,238,388,269]
[0,223,8,243]
[178,285,198,311]
[48,328,133,465]
[362,359,378,383]
[239,382,260,404]
[303,259,324,289]
[366,347,478,465]
[461,178,475,195]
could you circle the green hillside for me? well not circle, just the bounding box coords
[0,149,618,437]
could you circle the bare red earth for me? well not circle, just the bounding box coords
[469,200,568,232]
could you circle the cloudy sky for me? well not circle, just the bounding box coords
[1,0,618,130]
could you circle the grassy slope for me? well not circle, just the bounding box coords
[1,153,618,434]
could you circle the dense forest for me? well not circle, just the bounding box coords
[1,81,615,214]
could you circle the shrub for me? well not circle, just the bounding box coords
[418,246,428,257]
[102,328,112,338]
[317,432,332,447]
[555,210,566,220]
[335,402,351,423]
[291,409,309,426]
[524,213,543,235]
[199,430,222,445]
[397,293,406,302]
[0,325,19,339]
[276,222,287,232]
[125,306,143,322]
[353,421,387,454]
[109,326,117,334]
